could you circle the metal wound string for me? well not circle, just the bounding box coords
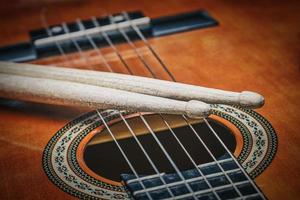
[123,11,265,199]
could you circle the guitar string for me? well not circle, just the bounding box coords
[108,14,200,199]
[97,110,153,200]
[203,118,265,199]
[122,12,265,198]
[91,16,133,75]
[120,11,247,198]
[77,18,175,199]
[65,16,179,198]
[64,20,156,200]
[71,16,193,199]
[122,11,265,199]
[41,14,153,200]
[40,12,70,67]
[121,12,176,82]
[108,15,157,79]
[41,12,262,198]
[110,13,239,199]
[61,22,89,65]
[42,15,211,199]
[45,14,219,199]
[90,16,190,199]
[156,113,221,199]
[76,19,113,72]
[81,16,205,199]
[109,12,242,199]
[59,15,230,199]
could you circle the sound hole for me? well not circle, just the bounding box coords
[84,114,236,182]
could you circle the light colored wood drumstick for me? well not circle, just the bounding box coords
[0,73,210,118]
[0,62,264,108]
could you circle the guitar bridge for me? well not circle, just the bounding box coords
[0,10,218,62]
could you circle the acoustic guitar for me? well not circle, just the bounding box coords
[0,0,299,199]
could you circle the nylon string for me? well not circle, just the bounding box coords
[121,11,265,199]
[41,13,153,200]
[40,11,265,199]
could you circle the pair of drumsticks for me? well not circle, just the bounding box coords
[0,62,264,118]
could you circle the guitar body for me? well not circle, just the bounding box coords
[0,0,299,199]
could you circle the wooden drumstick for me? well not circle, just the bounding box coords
[0,62,264,108]
[0,73,210,118]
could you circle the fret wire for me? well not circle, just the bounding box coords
[127,165,243,186]
[134,178,251,196]
[235,193,263,200]
[164,180,252,200]
[126,172,166,184]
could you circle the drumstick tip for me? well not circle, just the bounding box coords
[185,100,211,118]
[239,91,265,108]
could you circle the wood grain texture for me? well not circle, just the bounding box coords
[0,73,211,117]
[0,0,299,199]
[0,61,264,108]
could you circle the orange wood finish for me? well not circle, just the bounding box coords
[0,0,299,199]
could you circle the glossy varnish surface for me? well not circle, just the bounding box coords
[0,0,299,199]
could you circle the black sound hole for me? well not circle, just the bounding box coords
[84,114,236,182]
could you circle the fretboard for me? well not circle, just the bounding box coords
[121,154,265,200]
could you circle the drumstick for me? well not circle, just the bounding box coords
[0,62,264,108]
[0,73,210,118]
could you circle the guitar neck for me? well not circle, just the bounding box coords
[121,154,265,199]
